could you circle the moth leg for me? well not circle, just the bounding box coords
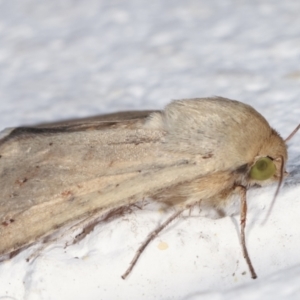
[237,185,257,279]
[121,203,194,280]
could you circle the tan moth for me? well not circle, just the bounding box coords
[0,97,297,279]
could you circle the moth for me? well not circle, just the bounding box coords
[0,97,297,279]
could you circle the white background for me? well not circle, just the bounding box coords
[0,1,300,299]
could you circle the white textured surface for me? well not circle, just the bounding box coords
[1,1,300,299]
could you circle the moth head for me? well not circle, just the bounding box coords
[252,124,300,224]
[247,133,286,191]
[247,128,288,186]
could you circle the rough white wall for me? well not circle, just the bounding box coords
[1,1,300,299]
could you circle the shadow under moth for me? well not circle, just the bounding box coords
[0,97,298,279]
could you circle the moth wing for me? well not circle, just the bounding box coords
[0,111,207,256]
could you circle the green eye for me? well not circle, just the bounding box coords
[250,157,276,180]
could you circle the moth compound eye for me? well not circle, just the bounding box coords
[250,157,276,180]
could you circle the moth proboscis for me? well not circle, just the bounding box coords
[0,97,298,280]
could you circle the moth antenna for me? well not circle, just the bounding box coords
[238,185,257,279]
[262,155,284,225]
[121,204,194,279]
[284,124,300,142]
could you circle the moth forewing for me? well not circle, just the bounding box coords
[0,97,290,280]
[0,111,210,257]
